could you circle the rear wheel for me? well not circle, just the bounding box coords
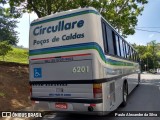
[121,83,128,107]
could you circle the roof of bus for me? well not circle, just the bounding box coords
[30,7,99,26]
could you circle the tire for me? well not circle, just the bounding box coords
[121,83,128,107]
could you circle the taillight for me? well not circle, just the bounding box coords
[93,83,102,98]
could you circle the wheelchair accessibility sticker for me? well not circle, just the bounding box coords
[34,68,42,78]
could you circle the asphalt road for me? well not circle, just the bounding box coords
[37,73,160,120]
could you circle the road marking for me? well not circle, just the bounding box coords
[140,83,155,85]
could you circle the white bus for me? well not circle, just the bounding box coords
[29,7,140,115]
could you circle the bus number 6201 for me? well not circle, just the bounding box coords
[72,66,89,73]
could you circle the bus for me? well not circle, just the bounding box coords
[29,7,140,115]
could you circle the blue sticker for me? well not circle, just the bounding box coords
[34,68,42,78]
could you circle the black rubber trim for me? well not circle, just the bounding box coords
[31,97,103,103]
[29,72,137,85]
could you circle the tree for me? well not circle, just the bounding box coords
[0,41,12,61]
[8,0,148,37]
[147,40,159,69]
[0,1,19,45]
[134,44,147,71]
[134,40,160,71]
[157,51,160,68]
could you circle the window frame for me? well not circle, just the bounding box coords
[101,18,139,63]
[101,19,109,54]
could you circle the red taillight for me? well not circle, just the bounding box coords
[90,104,96,107]
[93,83,102,98]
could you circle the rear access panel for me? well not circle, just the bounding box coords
[30,59,93,81]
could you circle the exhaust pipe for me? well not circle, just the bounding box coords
[88,106,94,112]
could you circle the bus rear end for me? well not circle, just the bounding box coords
[29,7,103,113]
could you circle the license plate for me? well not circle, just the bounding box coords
[55,103,67,109]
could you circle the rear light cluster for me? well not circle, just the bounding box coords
[93,83,102,98]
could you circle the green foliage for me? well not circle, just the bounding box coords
[157,51,160,60]
[134,40,160,71]
[0,1,19,45]
[0,0,21,18]
[0,47,28,64]
[8,0,148,37]
[0,17,19,45]
[0,41,12,60]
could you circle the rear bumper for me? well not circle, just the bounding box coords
[31,97,102,104]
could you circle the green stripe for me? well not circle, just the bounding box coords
[30,45,106,63]
[31,10,99,26]
[30,46,134,67]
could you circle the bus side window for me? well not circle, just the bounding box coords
[130,48,133,61]
[133,51,135,61]
[119,38,124,58]
[126,43,129,59]
[128,46,131,60]
[115,35,120,56]
[101,20,109,53]
[123,41,127,58]
[132,49,135,61]
[112,32,117,55]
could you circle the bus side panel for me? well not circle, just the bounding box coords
[127,65,139,94]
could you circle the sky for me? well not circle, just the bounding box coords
[126,0,160,45]
[14,0,160,48]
